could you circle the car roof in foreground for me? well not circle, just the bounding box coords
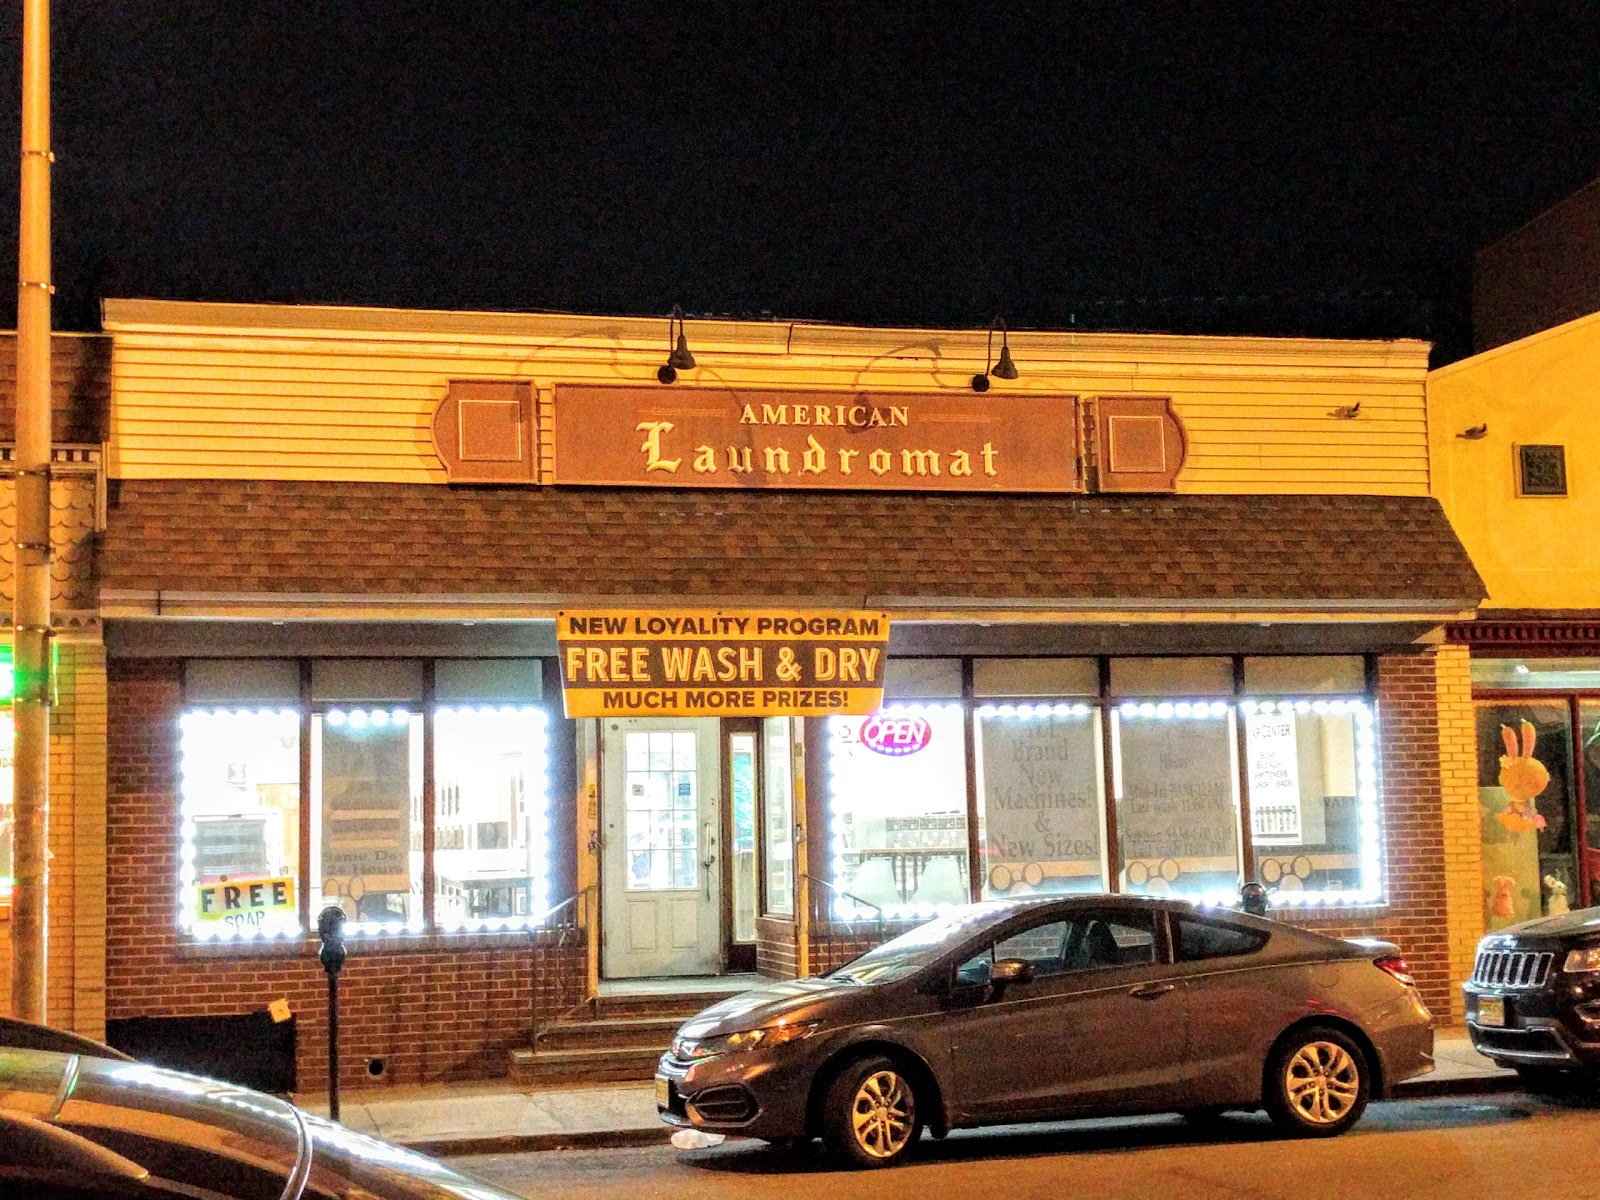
[0,1048,523,1200]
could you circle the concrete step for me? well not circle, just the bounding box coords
[591,993,728,1021]
[533,1015,685,1053]
[509,1044,666,1086]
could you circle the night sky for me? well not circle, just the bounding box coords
[0,2,1596,362]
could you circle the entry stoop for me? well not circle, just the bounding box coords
[509,978,760,1086]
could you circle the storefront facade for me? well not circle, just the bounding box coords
[95,300,1485,1088]
[0,332,110,1040]
[1431,308,1600,931]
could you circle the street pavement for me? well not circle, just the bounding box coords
[455,1092,1600,1200]
[306,1029,1509,1155]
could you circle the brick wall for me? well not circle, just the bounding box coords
[756,915,798,979]
[106,658,585,1093]
[1434,643,1484,1023]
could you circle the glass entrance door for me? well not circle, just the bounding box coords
[601,717,722,978]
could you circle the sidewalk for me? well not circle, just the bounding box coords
[301,1029,1516,1158]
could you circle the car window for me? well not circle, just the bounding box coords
[995,920,1072,977]
[827,902,1030,985]
[1174,915,1269,961]
[955,910,1157,984]
[1066,912,1157,970]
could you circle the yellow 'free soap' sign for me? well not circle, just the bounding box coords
[196,877,296,930]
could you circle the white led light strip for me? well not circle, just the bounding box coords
[178,708,304,942]
[828,696,1383,919]
[179,705,553,940]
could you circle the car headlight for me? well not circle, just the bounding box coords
[1564,946,1600,974]
[675,1020,819,1061]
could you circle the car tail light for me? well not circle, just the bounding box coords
[1375,955,1415,987]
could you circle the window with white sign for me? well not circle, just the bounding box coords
[1243,698,1374,901]
[1112,701,1243,901]
[828,704,969,918]
[975,704,1106,896]
[311,709,425,933]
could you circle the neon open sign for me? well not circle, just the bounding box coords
[860,715,933,756]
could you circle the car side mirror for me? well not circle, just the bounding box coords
[990,958,1035,987]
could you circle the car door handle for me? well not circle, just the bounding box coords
[1129,982,1175,1000]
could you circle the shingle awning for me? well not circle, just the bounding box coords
[99,480,1485,618]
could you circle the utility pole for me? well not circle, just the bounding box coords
[11,0,53,1022]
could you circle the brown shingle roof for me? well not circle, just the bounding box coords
[0,333,110,443]
[100,480,1485,608]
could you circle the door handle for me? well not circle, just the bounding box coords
[1129,982,1175,1000]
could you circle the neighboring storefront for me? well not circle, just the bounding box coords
[1431,308,1600,932]
[0,332,110,1038]
[96,299,1485,1087]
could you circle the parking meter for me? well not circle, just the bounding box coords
[317,905,348,1120]
[1239,881,1269,918]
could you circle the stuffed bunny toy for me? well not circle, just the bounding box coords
[1489,874,1518,920]
[1497,720,1549,834]
[1543,874,1570,916]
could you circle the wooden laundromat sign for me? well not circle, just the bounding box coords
[556,608,891,717]
[551,385,1082,492]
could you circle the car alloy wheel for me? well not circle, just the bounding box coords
[823,1055,921,1168]
[1266,1027,1369,1136]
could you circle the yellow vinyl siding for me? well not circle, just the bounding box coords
[1428,308,1600,609]
[104,301,1431,495]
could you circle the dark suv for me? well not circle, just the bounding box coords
[1463,907,1600,1092]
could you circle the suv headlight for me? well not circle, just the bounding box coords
[1563,947,1600,974]
[675,1020,819,1061]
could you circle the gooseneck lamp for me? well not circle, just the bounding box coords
[971,317,1019,392]
[657,305,697,384]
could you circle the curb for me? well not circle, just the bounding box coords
[1391,1071,1521,1100]
[405,1126,678,1158]
[416,1074,1522,1157]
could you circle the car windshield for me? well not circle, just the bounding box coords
[827,902,1029,985]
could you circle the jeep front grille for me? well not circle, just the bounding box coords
[1473,948,1554,989]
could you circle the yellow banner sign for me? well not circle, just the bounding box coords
[556,609,890,717]
[196,876,296,929]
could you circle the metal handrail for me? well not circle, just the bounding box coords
[528,885,597,1052]
[803,872,885,923]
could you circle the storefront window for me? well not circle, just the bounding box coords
[730,731,758,941]
[763,717,795,916]
[828,703,969,919]
[311,708,425,934]
[178,658,556,940]
[1583,703,1600,909]
[1471,658,1600,690]
[177,709,301,939]
[1112,701,1241,901]
[1242,699,1374,901]
[433,706,549,932]
[1476,701,1578,930]
[975,703,1106,897]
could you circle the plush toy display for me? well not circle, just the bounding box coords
[1489,874,1518,921]
[1544,874,1570,916]
[1497,721,1549,834]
